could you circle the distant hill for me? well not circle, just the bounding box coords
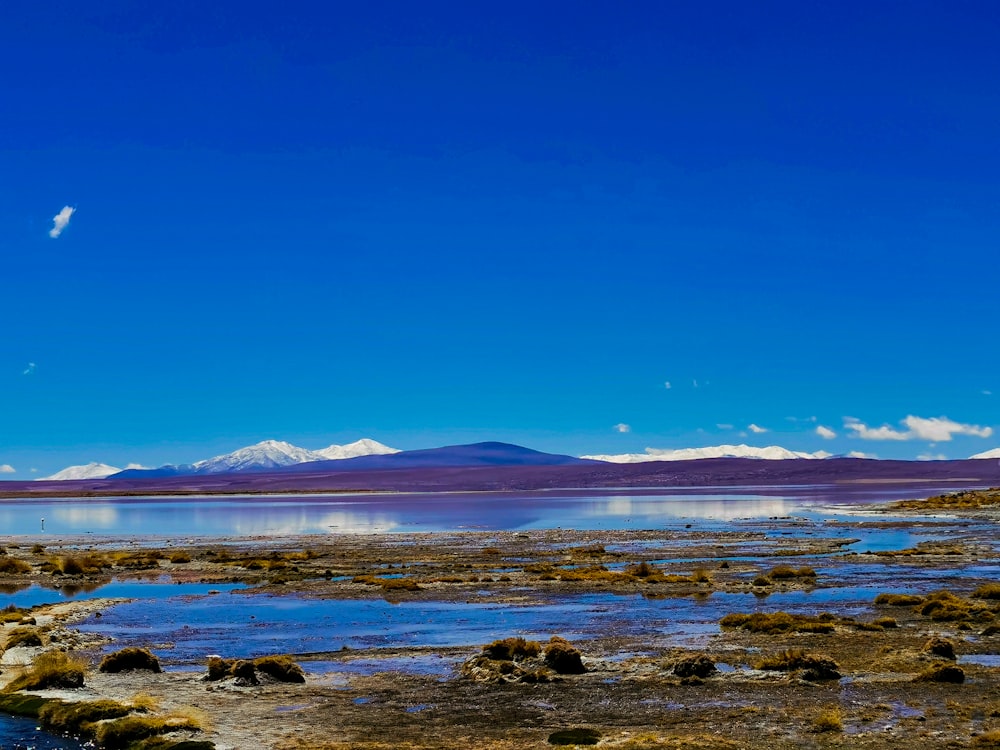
[277,441,599,472]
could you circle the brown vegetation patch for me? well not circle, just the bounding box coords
[719,611,836,634]
[100,647,163,673]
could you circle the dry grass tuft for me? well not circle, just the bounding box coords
[4,650,86,692]
[544,636,586,674]
[99,647,162,673]
[719,611,835,634]
[914,663,965,683]
[874,593,924,606]
[755,649,840,679]
[811,707,843,733]
[0,557,31,574]
[483,636,541,660]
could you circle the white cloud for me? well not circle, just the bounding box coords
[124,463,149,470]
[716,423,734,430]
[847,450,878,459]
[984,390,993,396]
[917,453,948,461]
[748,423,768,434]
[30,468,38,473]
[844,415,993,442]
[49,205,76,238]
[815,425,837,440]
[23,362,36,376]
[664,381,672,390]
[613,423,631,433]
[0,464,14,474]
[692,379,698,388]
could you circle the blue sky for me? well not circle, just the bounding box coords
[3,1,999,475]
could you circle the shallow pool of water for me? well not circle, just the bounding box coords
[0,577,245,609]
[0,714,86,749]
[74,579,917,666]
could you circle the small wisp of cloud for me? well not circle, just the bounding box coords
[23,362,36,376]
[748,423,768,434]
[816,425,837,440]
[49,205,76,238]
[0,464,15,474]
[613,423,631,433]
[664,381,672,390]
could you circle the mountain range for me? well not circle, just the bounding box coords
[40,439,399,481]
[32,438,1000,482]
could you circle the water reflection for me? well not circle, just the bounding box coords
[0,484,971,537]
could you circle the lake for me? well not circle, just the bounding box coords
[0,484,960,537]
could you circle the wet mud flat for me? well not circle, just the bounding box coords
[2,494,1000,748]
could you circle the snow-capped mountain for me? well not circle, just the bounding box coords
[41,463,123,481]
[971,447,1000,459]
[581,444,833,463]
[193,440,326,473]
[192,438,400,474]
[315,439,399,460]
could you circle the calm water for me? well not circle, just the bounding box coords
[0,484,963,537]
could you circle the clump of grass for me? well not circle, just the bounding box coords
[625,561,657,578]
[923,637,956,660]
[168,552,192,564]
[253,655,305,683]
[230,660,258,685]
[378,577,422,591]
[873,617,898,628]
[31,544,45,554]
[690,568,712,584]
[50,554,111,575]
[205,656,235,681]
[92,713,202,749]
[4,650,86,691]
[914,664,965,683]
[973,583,1000,600]
[544,636,586,674]
[0,557,31,574]
[548,727,601,745]
[768,565,817,580]
[811,707,843,733]
[0,604,29,623]
[99,647,162,673]
[719,611,836,634]
[4,627,43,649]
[896,488,1000,511]
[973,730,1000,748]
[38,698,133,737]
[483,637,541,661]
[755,649,840,680]
[203,654,305,684]
[917,590,994,622]
[874,593,924,606]
[672,653,716,678]
[751,576,772,587]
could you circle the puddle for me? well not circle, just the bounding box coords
[303,654,460,677]
[0,578,246,608]
[959,654,1000,667]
